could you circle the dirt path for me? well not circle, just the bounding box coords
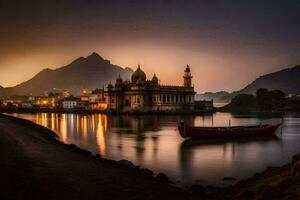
[0,115,194,200]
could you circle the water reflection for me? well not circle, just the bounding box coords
[96,115,107,155]
[179,135,279,184]
[10,112,300,186]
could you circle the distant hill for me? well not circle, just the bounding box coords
[195,91,229,101]
[199,65,300,102]
[0,53,133,97]
[218,89,300,113]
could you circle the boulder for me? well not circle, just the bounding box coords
[117,160,135,168]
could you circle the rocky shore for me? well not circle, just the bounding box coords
[0,114,190,200]
[1,113,300,200]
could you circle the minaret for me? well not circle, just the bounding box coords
[183,65,192,87]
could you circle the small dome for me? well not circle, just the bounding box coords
[152,73,158,84]
[131,65,146,83]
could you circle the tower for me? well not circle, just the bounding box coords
[81,88,89,102]
[183,65,192,87]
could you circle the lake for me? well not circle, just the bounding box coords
[9,112,300,186]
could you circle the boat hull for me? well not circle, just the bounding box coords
[178,124,281,138]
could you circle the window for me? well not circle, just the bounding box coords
[167,95,170,102]
[159,95,161,102]
[111,99,114,103]
[176,96,178,102]
[180,96,183,102]
[171,96,174,102]
[137,98,140,104]
[163,95,166,102]
[189,96,191,102]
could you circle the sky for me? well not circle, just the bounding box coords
[0,0,300,92]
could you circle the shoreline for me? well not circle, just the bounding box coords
[1,108,216,115]
[0,113,196,200]
[1,113,300,199]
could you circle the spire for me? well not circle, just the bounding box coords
[116,74,123,83]
[184,65,192,87]
[185,64,191,72]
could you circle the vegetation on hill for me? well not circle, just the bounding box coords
[200,65,300,102]
[219,88,299,113]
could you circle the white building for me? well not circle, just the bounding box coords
[21,102,33,108]
[62,97,79,109]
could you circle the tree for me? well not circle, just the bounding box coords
[255,88,286,111]
[48,92,60,98]
[256,88,268,98]
[268,90,285,101]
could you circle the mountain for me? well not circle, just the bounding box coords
[195,91,229,101]
[0,53,133,97]
[199,65,300,102]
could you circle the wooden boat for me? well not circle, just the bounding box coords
[178,123,281,138]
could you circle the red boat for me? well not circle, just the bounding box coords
[178,123,281,138]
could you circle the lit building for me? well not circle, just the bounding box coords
[62,97,80,109]
[81,89,89,102]
[89,88,105,103]
[105,65,196,112]
[89,88,107,110]
[35,97,55,108]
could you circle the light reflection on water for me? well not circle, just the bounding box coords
[11,112,300,186]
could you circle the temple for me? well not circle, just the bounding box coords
[105,65,199,113]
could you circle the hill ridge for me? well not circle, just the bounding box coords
[0,53,133,97]
[198,65,300,102]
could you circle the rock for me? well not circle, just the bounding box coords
[236,190,256,199]
[135,165,141,170]
[95,154,102,160]
[156,172,172,183]
[223,177,236,181]
[206,185,215,189]
[95,153,101,157]
[189,184,205,192]
[292,162,300,176]
[293,154,300,163]
[139,168,154,177]
[68,144,92,156]
[117,160,135,168]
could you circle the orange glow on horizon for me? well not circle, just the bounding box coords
[0,42,294,93]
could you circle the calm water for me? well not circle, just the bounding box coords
[9,112,300,186]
